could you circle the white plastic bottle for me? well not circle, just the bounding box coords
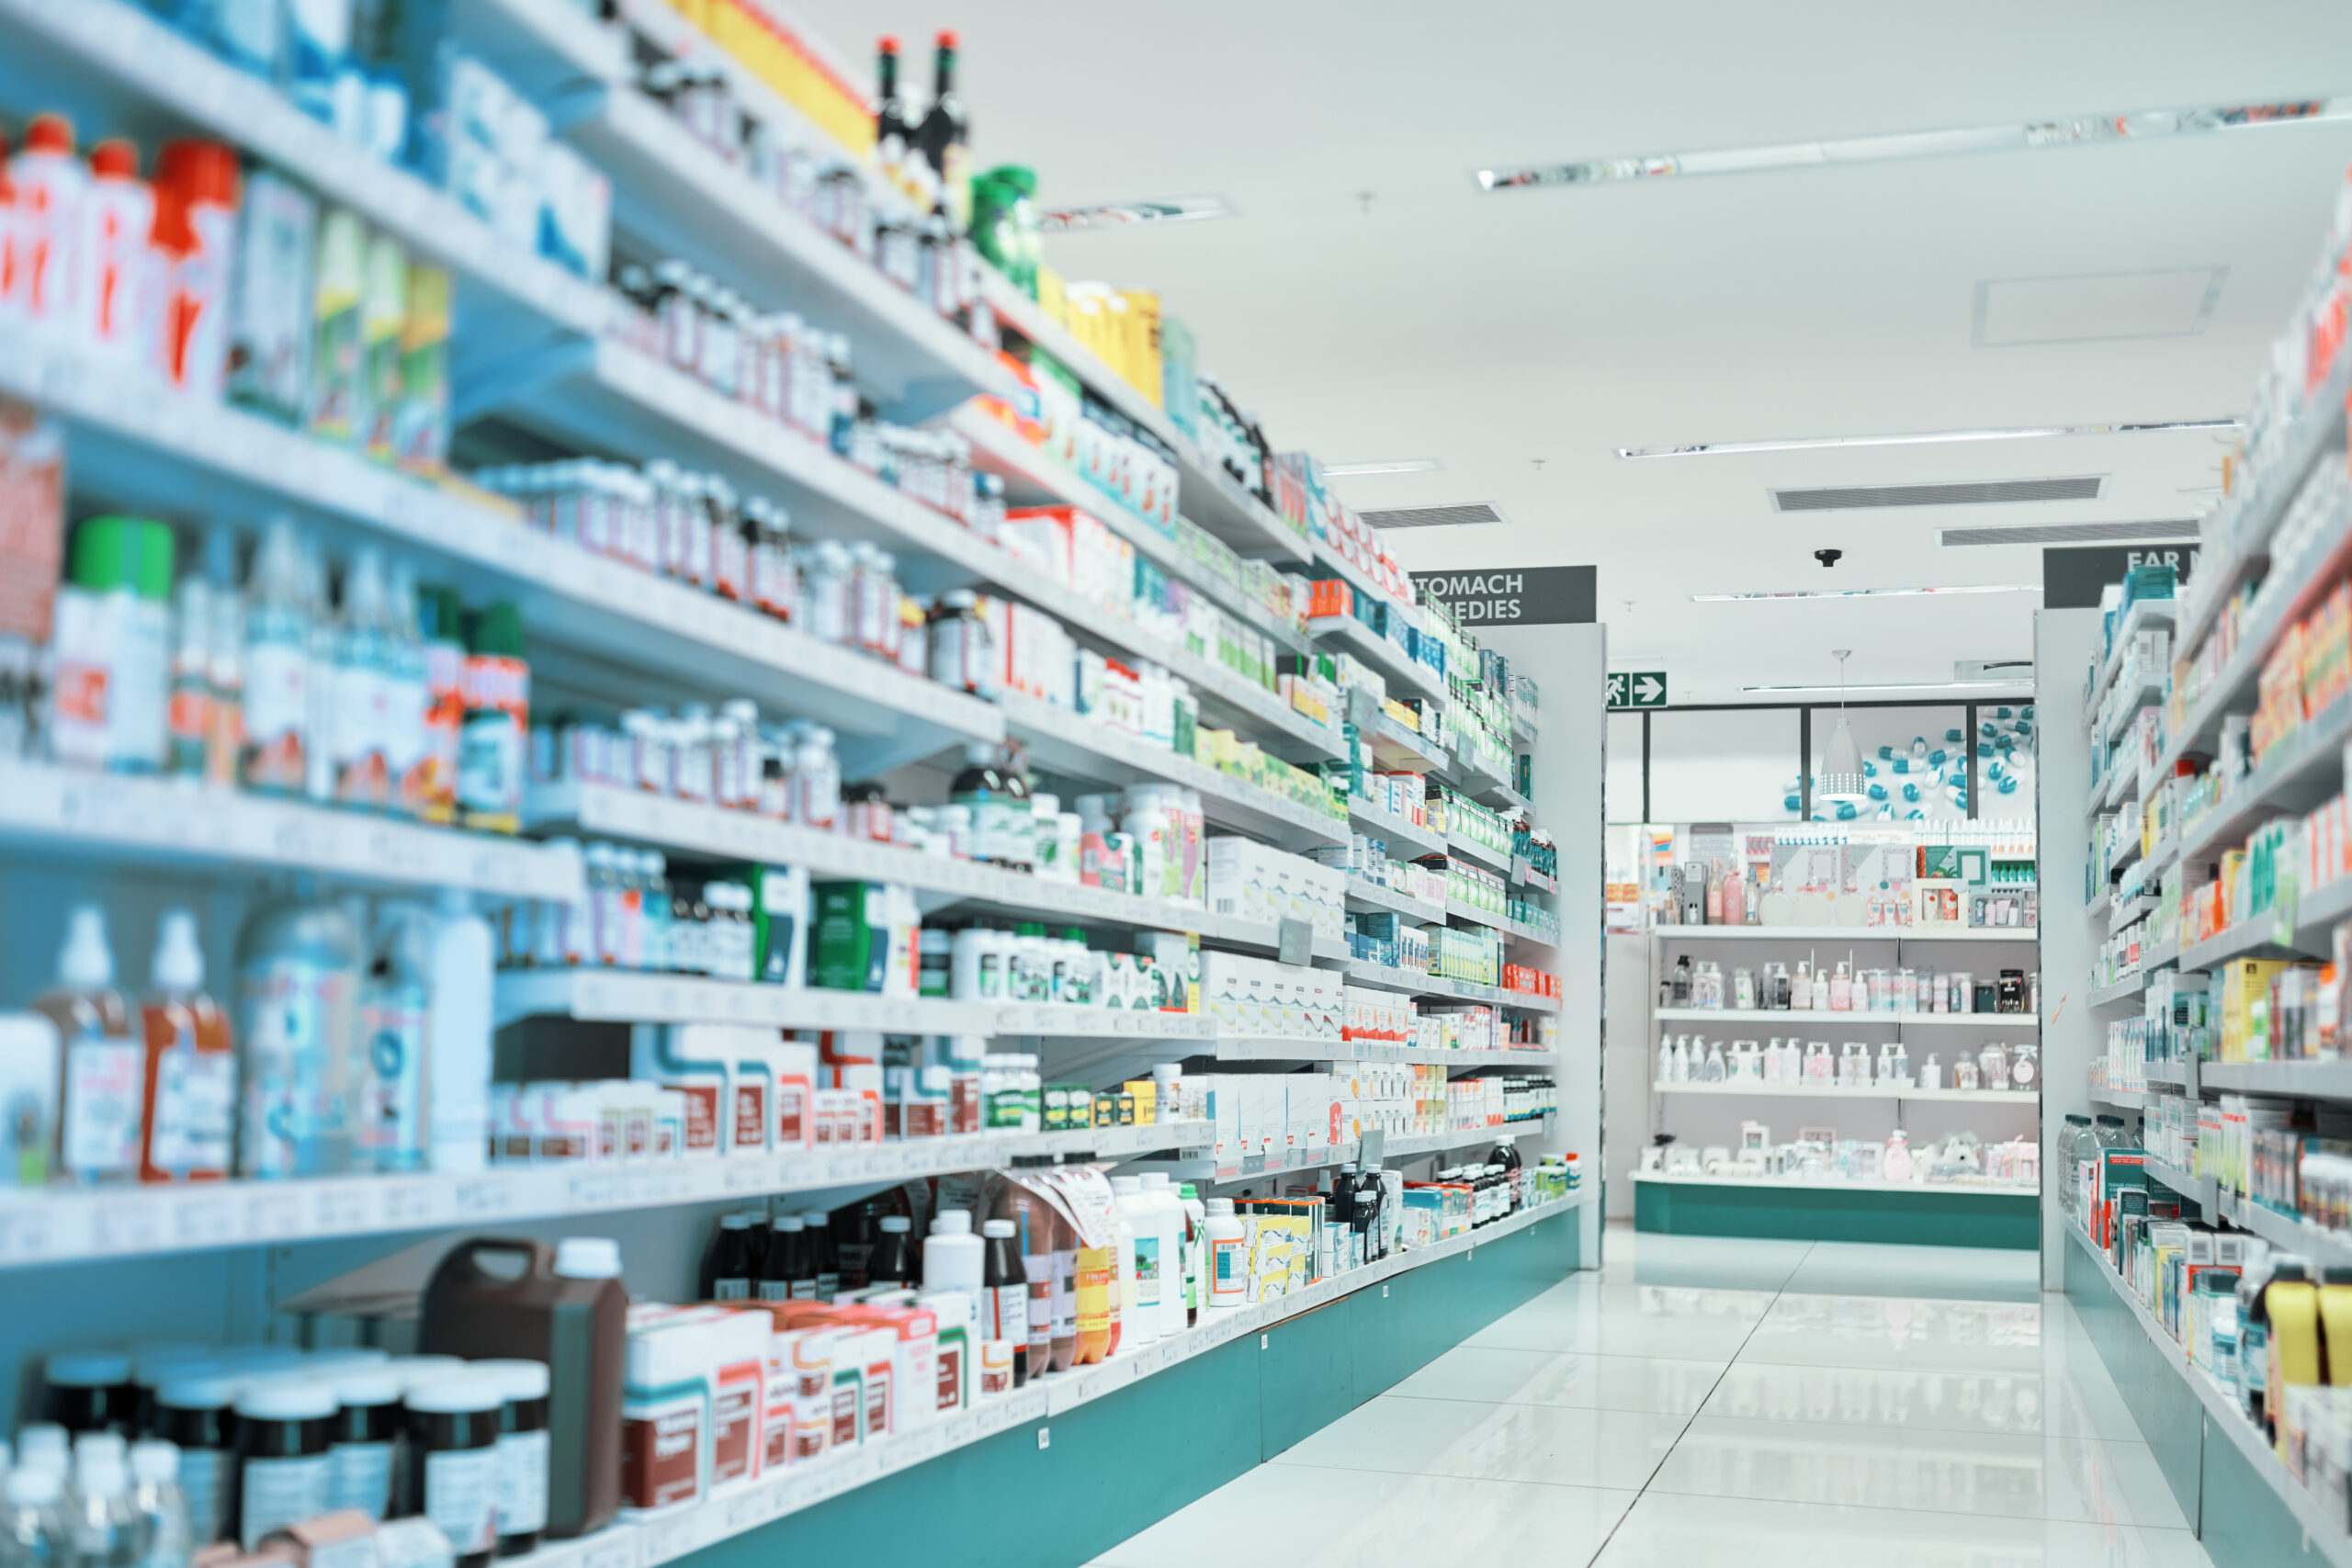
[1203,1196,1245,1311]
[357,903,430,1174]
[235,884,362,1178]
[1,1465,72,1568]
[81,140,155,363]
[1135,1171,1187,1341]
[10,114,85,322]
[34,905,141,1187]
[127,1441,188,1568]
[1106,1175,1152,1348]
[382,559,428,818]
[240,520,311,796]
[922,1209,984,1293]
[427,888,492,1175]
[68,1434,139,1568]
[330,547,392,810]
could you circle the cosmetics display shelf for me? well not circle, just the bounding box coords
[2101,676,2165,746]
[1653,1007,2040,1030]
[0,761,587,900]
[973,270,1311,569]
[552,89,1014,418]
[1511,859,1559,896]
[1350,797,1446,860]
[2142,1156,2220,1215]
[2176,689,2352,872]
[1209,1039,1557,1067]
[2157,445,2352,784]
[1634,1171,2039,1199]
[1128,1116,1557,1185]
[0,332,1010,762]
[995,693,1351,852]
[1649,925,2038,943]
[1343,961,1563,1011]
[2088,973,2149,1010]
[0,1121,1213,1271]
[495,1188,1580,1568]
[2215,1190,2352,1271]
[526,780,1355,960]
[1344,879,1447,926]
[942,402,1314,657]
[2199,1061,2352,1099]
[1304,615,1449,703]
[510,343,1346,767]
[1652,1081,2038,1105]
[1448,832,1511,874]
[494,969,1234,1038]
[2172,355,2352,674]
[2067,1224,2352,1568]
[2089,596,2177,716]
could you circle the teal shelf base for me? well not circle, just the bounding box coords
[1634,1179,2039,1248]
[684,1204,1583,1568]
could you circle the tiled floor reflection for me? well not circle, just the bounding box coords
[1087,1224,2216,1568]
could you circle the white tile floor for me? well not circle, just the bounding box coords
[1085,1224,2216,1568]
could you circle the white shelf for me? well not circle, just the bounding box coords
[1344,879,1446,925]
[2142,1156,2219,1213]
[1213,1038,1556,1067]
[1653,1007,2038,1029]
[997,693,1351,850]
[2216,1190,2352,1271]
[1350,701,1448,774]
[1131,1118,1553,1184]
[2089,1084,2149,1108]
[1342,961,1561,1011]
[1308,540,1424,637]
[1447,831,1512,874]
[1350,798,1445,861]
[1306,615,1448,703]
[2177,684,2352,871]
[1511,858,1559,896]
[2088,972,2148,1010]
[1499,915,1561,951]
[2199,1060,2352,1099]
[495,970,1225,1037]
[1446,898,1508,932]
[0,762,584,899]
[1654,1082,2038,1104]
[1636,1171,2037,1197]
[2066,1224,2352,1568]
[527,781,1347,960]
[0,1122,1208,1270]
[1651,924,2036,943]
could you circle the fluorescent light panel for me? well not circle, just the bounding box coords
[1322,459,1442,477]
[1478,96,2351,193]
[1691,584,2040,602]
[1038,195,1231,232]
[1618,418,2238,459]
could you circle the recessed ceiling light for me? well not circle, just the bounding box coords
[1740,678,2035,695]
[1617,418,2238,459]
[1476,96,2350,193]
[1322,459,1442,477]
[1691,584,2041,602]
[1038,195,1232,232]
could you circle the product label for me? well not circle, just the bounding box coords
[495,1427,549,1537]
[62,1034,141,1178]
[327,1438,395,1519]
[730,1081,765,1153]
[1051,1246,1077,1346]
[987,1281,1027,1346]
[240,1451,330,1549]
[829,1375,860,1449]
[242,614,309,790]
[711,1375,757,1484]
[1075,1244,1114,1344]
[934,1343,962,1412]
[179,1447,231,1546]
[670,1082,718,1153]
[763,1368,795,1473]
[1134,1235,1162,1309]
[423,1446,498,1554]
[1210,1236,1244,1303]
[357,986,426,1172]
[621,1405,702,1510]
[421,638,464,821]
[714,1278,750,1301]
[237,956,350,1178]
[149,1036,234,1178]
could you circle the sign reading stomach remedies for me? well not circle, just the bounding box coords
[1408,566,1594,626]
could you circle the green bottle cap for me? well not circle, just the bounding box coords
[466,600,525,659]
[70,516,175,601]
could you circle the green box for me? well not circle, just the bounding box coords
[812,881,888,992]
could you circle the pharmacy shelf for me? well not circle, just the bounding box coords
[0,761,585,899]
[1209,1039,1557,1067]
[0,0,607,368]
[943,403,1313,656]
[2086,887,2112,921]
[2066,1223,2352,1568]
[1511,858,1559,896]
[0,1121,1209,1270]
[1635,1171,2038,1198]
[1130,1118,1555,1186]
[1649,925,2038,943]
[1349,798,1444,860]
[2110,892,2160,937]
[2141,1156,2219,1213]
[2177,911,2328,974]
[1467,767,1531,815]
[2144,828,2180,878]
[495,969,1226,1039]
[1446,898,1508,933]
[1653,1007,2039,1029]
[2108,829,2143,876]
[997,692,1351,850]
[1344,879,1447,926]
[2088,596,2177,716]
[1653,1082,2037,1105]
[2088,972,2148,1010]
[2199,1060,2352,1099]
[525,782,1350,962]
[447,0,628,99]
[1306,615,1449,703]
[0,329,1004,772]
[2177,689,2352,871]
[1499,916,1561,951]
[2215,1190,2352,1270]
[1448,832,1512,874]
[2100,676,2165,746]
[552,84,1012,418]
[2141,934,2181,972]
[1350,699,1449,774]
[2088,1085,2148,1109]
[1307,540,1425,637]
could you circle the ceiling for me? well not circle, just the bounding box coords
[797,0,2352,701]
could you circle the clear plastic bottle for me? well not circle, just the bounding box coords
[240,519,311,795]
[233,881,362,1178]
[2056,1114,2093,1222]
[128,1441,189,1568]
[68,1435,140,1568]
[382,560,429,819]
[1,1463,72,1568]
[357,903,431,1174]
[139,908,234,1184]
[36,904,141,1187]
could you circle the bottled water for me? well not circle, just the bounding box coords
[130,1443,190,1568]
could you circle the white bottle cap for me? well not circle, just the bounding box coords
[150,909,206,993]
[879,1215,910,1233]
[234,1381,338,1422]
[1110,1175,1139,1195]
[329,1369,405,1407]
[553,1236,623,1279]
[6,1467,62,1506]
[981,1219,1014,1238]
[1205,1197,1235,1215]
[404,1377,503,1416]
[46,1348,131,1386]
[468,1359,551,1402]
[932,1210,971,1235]
[1138,1172,1170,1190]
[15,1425,68,1472]
[130,1441,179,1485]
[57,904,114,989]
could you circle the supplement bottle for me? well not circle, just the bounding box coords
[402,1378,501,1568]
[232,1382,334,1548]
[323,1368,401,1520]
[456,602,528,833]
[706,1213,756,1300]
[469,1360,551,1558]
[978,1218,1026,1385]
[427,889,493,1175]
[356,903,429,1175]
[1204,1197,1246,1310]
[758,1213,809,1301]
[1107,1175,1154,1348]
[866,1213,915,1288]
[127,1440,190,1568]
[138,909,233,1183]
[800,1209,842,1300]
[35,906,141,1187]
[1177,1182,1205,1325]
[923,1208,984,1295]
[45,1349,135,1435]
[151,1374,235,1546]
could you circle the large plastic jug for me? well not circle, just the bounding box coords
[419,1236,627,1539]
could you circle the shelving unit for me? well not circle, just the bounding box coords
[1654,1082,2037,1105]
[1654,1007,2039,1028]
[1650,924,2037,943]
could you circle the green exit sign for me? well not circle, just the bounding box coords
[1608,671,1668,709]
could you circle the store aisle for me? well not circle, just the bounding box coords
[1085,1224,2212,1568]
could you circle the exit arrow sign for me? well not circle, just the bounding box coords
[1609,671,1668,709]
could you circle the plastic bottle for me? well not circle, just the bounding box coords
[9,114,83,322]
[239,521,311,795]
[128,1440,189,1568]
[82,139,154,363]
[1492,1135,1523,1214]
[34,905,141,1187]
[923,1208,984,1297]
[329,547,392,809]
[866,1214,915,1288]
[350,903,428,1175]
[381,561,428,819]
[150,140,239,396]
[800,1209,842,1301]
[949,743,1006,865]
[50,517,174,775]
[707,1213,756,1300]
[758,1213,808,1301]
[986,1158,1068,1374]
[457,603,528,834]
[426,888,492,1174]
[1,1464,71,1568]
[1176,1182,1205,1325]
[1203,1196,1246,1310]
[978,1217,1026,1385]
[234,883,361,1178]
[164,570,212,781]
[70,1435,139,1568]
[1135,1171,1187,1341]
[1107,1175,1154,1348]
[138,909,233,1184]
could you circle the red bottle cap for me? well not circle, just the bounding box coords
[25,113,72,156]
[879,34,899,52]
[90,139,138,180]
[936,28,958,48]
[156,140,240,208]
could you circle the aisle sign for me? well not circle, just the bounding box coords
[1409,565,1594,626]
[1608,671,1668,708]
[2042,543,2198,609]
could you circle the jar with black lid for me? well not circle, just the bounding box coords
[233,1380,336,1549]
[152,1373,237,1546]
[46,1349,136,1434]
[469,1359,551,1556]
[404,1376,503,1568]
[325,1368,404,1520]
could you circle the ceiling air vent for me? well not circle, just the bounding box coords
[1770,477,2103,512]
[1939,518,2199,547]
[1956,660,2036,681]
[1360,502,1509,530]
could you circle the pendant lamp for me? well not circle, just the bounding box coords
[1816,650,1869,803]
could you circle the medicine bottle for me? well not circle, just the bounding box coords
[403,1376,502,1568]
[233,1381,335,1548]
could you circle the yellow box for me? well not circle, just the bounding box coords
[1122,1079,1158,1125]
[2220,957,2292,1061]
